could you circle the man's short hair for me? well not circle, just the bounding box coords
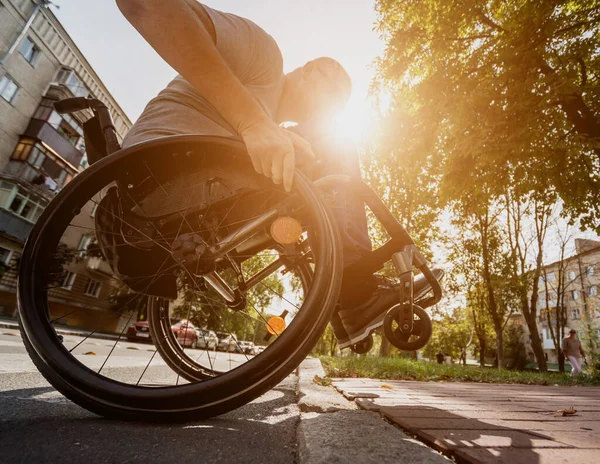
[569,329,577,333]
[311,57,352,105]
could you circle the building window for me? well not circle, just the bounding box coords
[84,279,101,297]
[3,185,47,223]
[11,139,35,161]
[571,309,581,320]
[56,68,90,98]
[587,266,595,277]
[0,247,13,265]
[546,272,555,282]
[0,75,19,103]
[572,290,580,301]
[27,147,46,168]
[77,235,93,257]
[589,286,598,297]
[18,37,41,66]
[568,271,576,281]
[61,272,76,290]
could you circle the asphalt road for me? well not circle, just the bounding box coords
[0,328,300,464]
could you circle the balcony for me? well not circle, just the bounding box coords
[22,119,83,168]
[3,162,56,199]
[0,209,33,243]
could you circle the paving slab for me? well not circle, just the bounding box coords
[526,430,600,449]
[333,378,600,464]
[418,429,571,451]
[453,447,599,464]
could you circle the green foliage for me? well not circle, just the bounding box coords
[503,323,527,370]
[374,0,600,230]
[321,355,600,386]
[580,309,600,377]
[422,306,474,360]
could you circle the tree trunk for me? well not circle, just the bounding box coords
[379,333,391,357]
[479,337,486,367]
[495,325,504,369]
[528,324,547,372]
[558,350,565,373]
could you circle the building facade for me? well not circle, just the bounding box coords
[0,0,132,332]
[522,239,600,364]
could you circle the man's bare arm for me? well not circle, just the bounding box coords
[115,0,312,191]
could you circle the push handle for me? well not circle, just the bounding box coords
[53,97,121,155]
[54,97,90,114]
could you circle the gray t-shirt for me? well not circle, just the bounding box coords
[123,2,285,148]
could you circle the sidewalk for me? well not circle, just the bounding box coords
[0,316,120,341]
[332,378,600,463]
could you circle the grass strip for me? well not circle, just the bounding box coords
[320,356,600,386]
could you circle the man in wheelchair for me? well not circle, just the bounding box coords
[115,0,441,350]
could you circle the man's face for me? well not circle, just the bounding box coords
[283,58,350,122]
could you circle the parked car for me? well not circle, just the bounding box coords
[126,321,152,343]
[239,341,257,355]
[216,332,238,352]
[196,329,218,350]
[171,320,198,349]
[255,345,267,354]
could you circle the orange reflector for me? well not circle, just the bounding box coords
[266,316,286,336]
[270,216,302,245]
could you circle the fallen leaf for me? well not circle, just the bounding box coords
[83,351,96,356]
[313,375,332,387]
[380,384,394,390]
[553,407,577,416]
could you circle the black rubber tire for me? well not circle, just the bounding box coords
[350,335,373,354]
[383,304,432,351]
[17,135,344,422]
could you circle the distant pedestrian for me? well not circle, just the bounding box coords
[436,352,444,364]
[562,329,587,376]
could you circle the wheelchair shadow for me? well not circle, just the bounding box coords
[358,401,548,463]
[0,379,299,463]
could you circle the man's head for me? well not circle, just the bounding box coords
[278,57,351,123]
[570,329,577,337]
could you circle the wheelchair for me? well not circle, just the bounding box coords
[17,97,442,421]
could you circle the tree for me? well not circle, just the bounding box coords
[423,306,474,361]
[504,191,554,372]
[447,199,516,368]
[374,0,600,231]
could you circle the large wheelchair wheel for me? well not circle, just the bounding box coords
[18,135,343,421]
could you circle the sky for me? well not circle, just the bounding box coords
[52,0,385,132]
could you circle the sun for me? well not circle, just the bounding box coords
[329,92,390,144]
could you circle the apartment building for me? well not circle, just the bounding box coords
[524,239,600,364]
[0,0,132,332]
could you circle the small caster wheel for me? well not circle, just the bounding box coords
[384,304,432,351]
[350,335,373,354]
[57,334,64,343]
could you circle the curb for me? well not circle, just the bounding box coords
[296,358,450,464]
[297,357,357,413]
[0,320,121,341]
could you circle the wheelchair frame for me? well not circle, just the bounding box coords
[56,96,442,351]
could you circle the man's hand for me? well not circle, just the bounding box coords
[241,121,315,192]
